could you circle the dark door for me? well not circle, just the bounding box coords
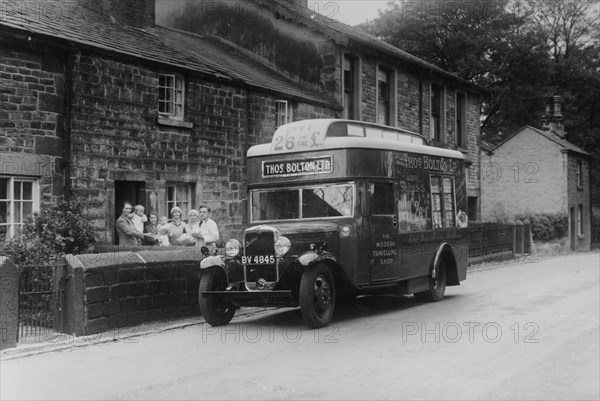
[368,181,399,282]
[114,181,146,244]
[570,206,576,251]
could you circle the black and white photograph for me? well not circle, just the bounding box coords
[1,0,599,399]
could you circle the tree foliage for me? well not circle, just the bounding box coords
[361,0,600,205]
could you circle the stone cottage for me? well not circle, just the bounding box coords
[160,0,486,221]
[2,0,484,244]
[0,0,339,243]
[481,96,592,251]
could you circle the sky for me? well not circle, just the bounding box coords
[308,0,390,25]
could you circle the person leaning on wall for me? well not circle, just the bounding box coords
[168,206,190,246]
[116,201,151,246]
[194,205,220,248]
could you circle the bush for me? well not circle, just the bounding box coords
[0,201,97,275]
[516,213,568,242]
[592,206,600,247]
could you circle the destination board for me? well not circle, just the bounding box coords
[262,156,333,178]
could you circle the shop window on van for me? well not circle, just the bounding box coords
[370,182,395,215]
[430,175,455,229]
[166,183,194,219]
[0,176,40,240]
[158,73,185,120]
[275,100,293,127]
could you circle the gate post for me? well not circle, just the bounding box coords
[516,220,524,256]
[509,220,517,260]
[523,219,531,254]
[0,257,19,350]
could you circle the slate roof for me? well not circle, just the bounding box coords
[0,0,337,106]
[488,125,591,156]
[256,0,482,91]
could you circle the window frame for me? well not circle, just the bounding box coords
[0,176,40,240]
[166,182,195,221]
[275,100,293,127]
[158,73,185,121]
[576,160,583,189]
[455,92,466,148]
[377,66,395,126]
[430,84,445,143]
[343,54,360,120]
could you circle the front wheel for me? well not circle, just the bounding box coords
[299,264,336,329]
[198,269,235,326]
[414,258,447,302]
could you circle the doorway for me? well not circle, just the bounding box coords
[114,181,146,244]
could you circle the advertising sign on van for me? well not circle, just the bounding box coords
[262,156,333,178]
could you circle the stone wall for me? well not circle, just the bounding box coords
[0,45,66,206]
[67,51,335,244]
[63,248,206,336]
[481,128,566,220]
[0,257,19,350]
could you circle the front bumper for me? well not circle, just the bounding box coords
[201,290,294,307]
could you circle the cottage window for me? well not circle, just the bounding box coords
[343,55,359,120]
[275,100,292,127]
[159,73,185,120]
[0,176,40,240]
[430,175,455,229]
[577,160,583,188]
[456,92,466,147]
[377,67,393,126]
[166,183,194,220]
[430,84,444,142]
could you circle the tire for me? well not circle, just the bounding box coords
[414,258,447,302]
[299,264,336,329]
[198,269,235,326]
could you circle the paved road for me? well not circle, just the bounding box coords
[1,252,599,400]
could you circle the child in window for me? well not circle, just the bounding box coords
[156,216,171,246]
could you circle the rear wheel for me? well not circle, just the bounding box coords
[414,258,447,302]
[198,269,235,326]
[299,264,336,329]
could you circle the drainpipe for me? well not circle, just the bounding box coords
[418,81,423,138]
[63,52,74,202]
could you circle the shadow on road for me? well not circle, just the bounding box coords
[236,294,459,328]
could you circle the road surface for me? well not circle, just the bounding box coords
[1,252,599,400]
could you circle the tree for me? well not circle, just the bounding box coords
[360,0,553,137]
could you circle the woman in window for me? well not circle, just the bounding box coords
[167,206,189,246]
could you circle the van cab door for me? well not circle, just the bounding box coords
[367,182,399,282]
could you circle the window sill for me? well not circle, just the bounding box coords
[578,234,585,240]
[456,146,469,154]
[158,117,193,129]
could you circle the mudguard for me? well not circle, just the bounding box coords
[432,242,456,279]
[200,255,226,269]
[297,251,337,266]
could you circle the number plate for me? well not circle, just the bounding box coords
[241,255,275,265]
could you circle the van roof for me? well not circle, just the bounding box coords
[248,119,465,160]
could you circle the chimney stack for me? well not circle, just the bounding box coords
[541,95,565,138]
[78,0,155,28]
